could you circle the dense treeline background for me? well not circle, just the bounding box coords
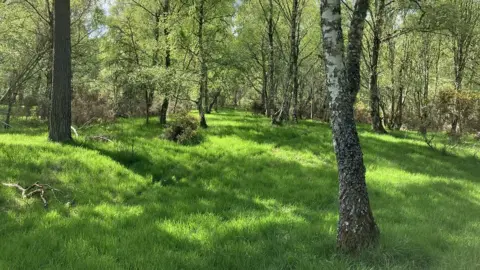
[1,0,480,134]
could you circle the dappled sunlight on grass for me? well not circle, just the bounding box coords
[0,110,479,269]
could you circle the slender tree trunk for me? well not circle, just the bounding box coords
[152,13,161,66]
[320,0,379,253]
[261,41,269,116]
[145,86,153,124]
[197,0,208,128]
[368,0,387,134]
[40,6,54,121]
[261,72,268,115]
[394,84,404,130]
[387,39,395,129]
[4,90,16,129]
[208,91,221,113]
[159,0,171,126]
[41,58,53,120]
[267,0,275,117]
[392,40,409,130]
[290,0,300,123]
[310,86,314,119]
[451,49,464,133]
[49,0,72,142]
[159,97,169,125]
[419,35,431,135]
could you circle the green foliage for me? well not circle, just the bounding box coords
[163,112,200,144]
[0,111,479,269]
[436,88,480,132]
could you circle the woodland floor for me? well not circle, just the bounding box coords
[0,111,479,270]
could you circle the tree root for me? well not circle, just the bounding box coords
[2,182,61,209]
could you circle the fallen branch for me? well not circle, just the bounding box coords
[1,121,12,128]
[71,126,79,137]
[2,182,61,209]
[421,132,437,151]
[86,135,113,143]
[79,118,96,129]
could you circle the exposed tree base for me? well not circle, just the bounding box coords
[199,116,208,129]
[372,127,388,134]
[337,216,380,253]
[271,108,288,126]
[2,182,61,209]
[159,97,169,126]
[271,116,283,126]
[207,91,221,113]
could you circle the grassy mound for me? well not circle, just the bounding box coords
[0,111,479,269]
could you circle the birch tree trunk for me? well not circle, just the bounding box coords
[368,0,387,134]
[49,0,72,142]
[320,0,379,253]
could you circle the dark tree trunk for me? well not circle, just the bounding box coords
[368,0,387,134]
[267,0,275,117]
[320,0,379,253]
[419,36,431,135]
[387,39,395,129]
[160,0,171,124]
[290,0,300,123]
[208,91,221,113]
[198,100,207,128]
[205,88,210,114]
[49,0,72,142]
[197,0,208,128]
[273,96,289,125]
[152,13,161,66]
[41,61,53,120]
[4,90,16,129]
[394,84,404,130]
[159,97,169,126]
[40,6,54,121]
[392,49,407,130]
[261,43,269,116]
[451,69,463,134]
[145,87,154,124]
[147,11,162,126]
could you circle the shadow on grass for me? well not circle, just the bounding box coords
[359,179,480,269]
[0,120,48,136]
[209,122,333,155]
[361,135,479,184]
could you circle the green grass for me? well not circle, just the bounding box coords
[0,111,479,269]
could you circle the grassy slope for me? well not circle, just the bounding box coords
[0,111,479,270]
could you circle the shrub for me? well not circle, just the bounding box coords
[72,91,114,125]
[354,100,371,124]
[163,113,199,144]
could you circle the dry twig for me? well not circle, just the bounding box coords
[1,182,61,209]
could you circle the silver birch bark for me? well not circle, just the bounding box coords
[320,0,379,253]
